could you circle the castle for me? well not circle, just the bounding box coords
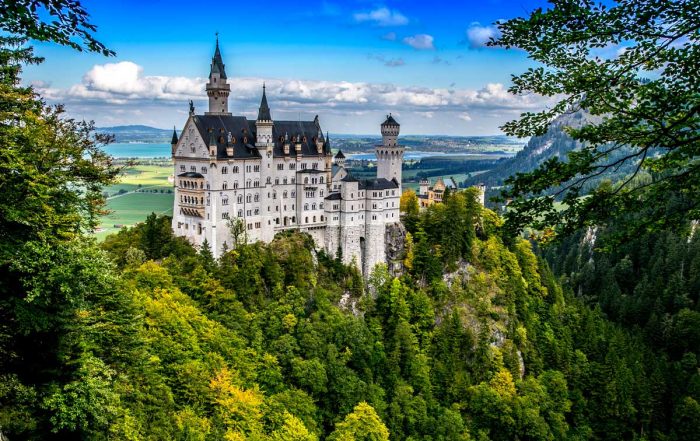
[171,41,403,275]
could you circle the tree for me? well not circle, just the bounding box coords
[400,189,420,232]
[327,402,389,441]
[495,0,700,241]
[0,0,114,55]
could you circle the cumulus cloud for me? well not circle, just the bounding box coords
[403,34,435,50]
[354,7,408,26]
[465,23,500,48]
[36,61,556,133]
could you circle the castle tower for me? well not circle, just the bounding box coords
[205,37,231,115]
[256,84,273,144]
[334,149,346,168]
[376,114,405,188]
[170,126,178,155]
[419,178,429,196]
[255,84,275,242]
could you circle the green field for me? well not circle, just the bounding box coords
[95,164,174,240]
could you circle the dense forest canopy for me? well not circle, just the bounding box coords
[1,1,700,440]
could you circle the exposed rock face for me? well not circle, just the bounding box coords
[385,222,406,277]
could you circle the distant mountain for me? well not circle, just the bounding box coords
[97,125,174,143]
[464,111,589,189]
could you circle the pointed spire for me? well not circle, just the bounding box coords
[257,83,271,121]
[171,126,178,145]
[210,34,227,79]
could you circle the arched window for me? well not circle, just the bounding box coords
[222,166,228,174]
[246,195,252,203]
[238,209,243,217]
[254,194,260,202]
[312,203,316,210]
[233,181,239,189]
[304,177,309,184]
[320,176,324,183]
[237,195,243,204]
[304,204,309,210]
[222,182,228,190]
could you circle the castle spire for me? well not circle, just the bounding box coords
[257,83,271,121]
[171,126,178,145]
[210,33,226,79]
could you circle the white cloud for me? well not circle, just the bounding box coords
[35,61,556,134]
[382,32,397,41]
[354,7,408,26]
[403,34,435,50]
[465,23,500,48]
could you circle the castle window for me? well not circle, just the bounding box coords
[277,164,284,170]
[254,208,260,215]
[202,167,207,174]
[305,217,308,223]
[254,194,259,202]
[304,177,309,184]
[320,215,324,221]
[273,192,277,199]
[190,166,196,172]
[291,191,296,197]
[233,181,239,189]
[283,191,288,198]
[206,183,210,190]
[320,190,324,197]
[237,195,243,204]
[320,203,323,209]
[222,166,228,174]
[312,203,316,210]
[247,180,251,187]
[247,210,251,216]
[222,182,228,190]
[289,163,296,170]
[312,163,318,169]
[254,180,259,187]
[275,178,279,185]
[313,216,316,222]
[304,204,309,210]
[222,196,229,205]
[300,163,307,170]
[238,209,243,217]
[266,177,271,184]
[233,166,239,173]
[320,177,324,184]
[291,178,295,184]
[247,195,252,203]
[254,165,260,172]
[222,212,229,219]
[180,165,185,172]
[246,165,251,172]
[283,178,288,184]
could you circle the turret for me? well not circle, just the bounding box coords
[170,126,178,155]
[205,37,231,115]
[334,149,346,168]
[419,178,429,196]
[256,84,273,147]
[375,113,405,188]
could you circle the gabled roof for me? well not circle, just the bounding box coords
[334,149,345,159]
[171,127,178,144]
[186,114,331,160]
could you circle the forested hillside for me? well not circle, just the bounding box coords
[3,190,697,439]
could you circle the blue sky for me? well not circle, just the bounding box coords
[24,0,555,135]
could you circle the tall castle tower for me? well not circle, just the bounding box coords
[376,114,405,188]
[205,37,231,115]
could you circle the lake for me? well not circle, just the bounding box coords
[103,143,171,158]
[103,143,500,161]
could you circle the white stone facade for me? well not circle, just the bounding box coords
[171,43,404,276]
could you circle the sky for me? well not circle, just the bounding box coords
[23,0,557,135]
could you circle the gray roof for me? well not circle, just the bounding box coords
[334,149,345,159]
[382,114,399,126]
[171,127,178,144]
[325,193,342,200]
[257,85,271,121]
[210,39,227,79]
[360,178,399,190]
[188,114,331,160]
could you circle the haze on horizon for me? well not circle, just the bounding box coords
[23,0,561,136]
